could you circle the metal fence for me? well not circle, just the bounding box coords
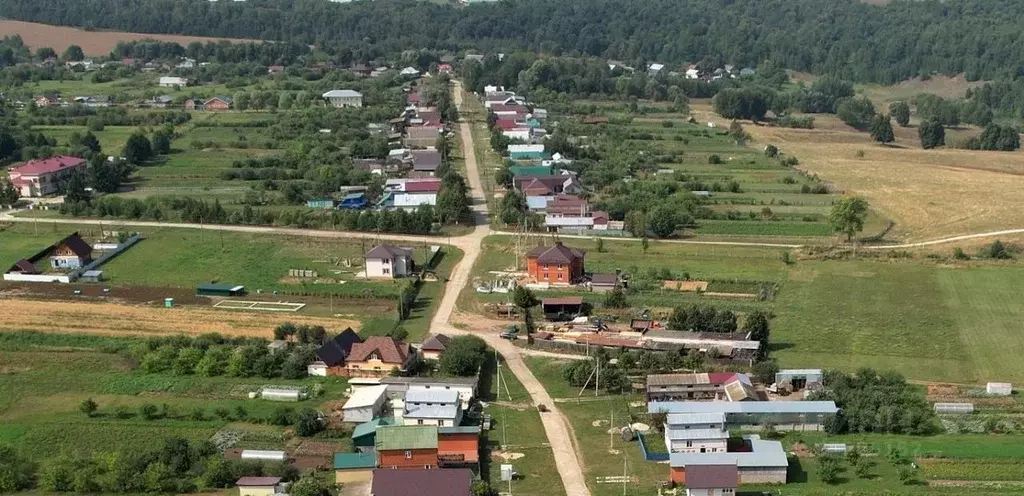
[637,432,669,461]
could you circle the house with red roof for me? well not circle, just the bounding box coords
[344,336,416,377]
[8,155,87,197]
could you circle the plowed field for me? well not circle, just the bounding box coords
[0,20,259,55]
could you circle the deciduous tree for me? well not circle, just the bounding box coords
[829,197,869,241]
[889,101,910,127]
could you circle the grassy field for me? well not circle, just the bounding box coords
[0,222,463,339]
[0,332,346,463]
[469,234,1024,384]
[688,102,1024,242]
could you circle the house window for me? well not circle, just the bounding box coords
[685,441,692,448]
[405,450,412,459]
[723,490,733,495]
[543,273,549,280]
[418,419,424,425]
[383,267,391,275]
[557,273,563,280]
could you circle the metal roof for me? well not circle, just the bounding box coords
[323,89,362,98]
[404,403,459,419]
[666,413,727,425]
[376,425,438,451]
[333,452,377,470]
[776,369,823,376]
[685,464,739,489]
[649,401,839,415]
[647,373,712,386]
[669,438,787,468]
[343,385,388,410]
[665,428,729,441]
[380,376,478,387]
[508,144,545,153]
[352,417,394,439]
[438,425,482,435]
[406,387,460,404]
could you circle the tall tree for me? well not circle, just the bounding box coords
[647,204,678,238]
[0,178,19,205]
[889,101,910,127]
[123,133,153,164]
[829,197,869,241]
[436,172,471,224]
[62,44,84,61]
[869,114,894,144]
[918,120,945,149]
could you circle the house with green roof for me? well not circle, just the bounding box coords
[376,425,440,469]
[333,451,377,484]
[352,417,394,449]
[509,165,553,177]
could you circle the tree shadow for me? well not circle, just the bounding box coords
[787,456,809,483]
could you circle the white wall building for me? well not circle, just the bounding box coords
[364,244,414,278]
[665,413,729,454]
[323,89,363,108]
[400,387,462,427]
[341,385,389,423]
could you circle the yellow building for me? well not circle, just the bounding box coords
[236,477,281,496]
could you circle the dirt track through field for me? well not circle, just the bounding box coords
[0,298,356,337]
[0,20,259,55]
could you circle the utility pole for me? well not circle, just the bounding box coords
[595,356,600,397]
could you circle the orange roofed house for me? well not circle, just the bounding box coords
[526,242,585,285]
[344,336,416,377]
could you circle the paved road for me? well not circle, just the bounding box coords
[429,81,592,496]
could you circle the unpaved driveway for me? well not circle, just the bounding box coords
[428,81,592,496]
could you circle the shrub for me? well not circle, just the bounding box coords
[952,247,969,260]
[140,403,159,420]
[79,398,98,417]
[708,154,722,164]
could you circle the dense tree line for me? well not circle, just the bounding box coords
[133,333,317,380]
[11,0,1024,82]
[35,438,298,494]
[58,195,439,234]
[110,39,311,66]
[811,368,937,435]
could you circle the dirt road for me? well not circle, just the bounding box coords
[431,81,592,496]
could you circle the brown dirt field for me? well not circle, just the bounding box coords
[0,20,259,55]
[690,103,1024,241]
[0,297,358,337]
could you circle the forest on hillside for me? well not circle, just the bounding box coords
[4,0,1024,83]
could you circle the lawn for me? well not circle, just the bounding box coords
[34,124,139,153]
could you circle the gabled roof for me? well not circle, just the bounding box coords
[370,468,471,496]
[375,425,438,451]
[10,259,37,274]
[348,336,410,364]
[404,403,459,419]
[352,416,395,439]
[323,89,362,98]
[365,244,413,260]
[411,149,441,171]
[205,96,233,105]
[421,333,451,352]
[316,328,363,366]
[56,232,93,259]
[406,387,459,404]
[526,242,584,264]
[684,464,738,489]
[10,155,86,175]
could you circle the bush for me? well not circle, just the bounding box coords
[984,240,1011,259]
[952,247,969,260]
[190,408,206,421]
[80,398,98,417]
[140,403,159,420]
[708,154,722,164]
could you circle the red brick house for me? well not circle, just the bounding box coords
[526,242,585,284]
[203,96,232,111]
